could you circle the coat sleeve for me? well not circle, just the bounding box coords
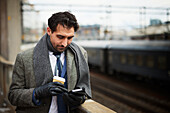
[8,53,36,107]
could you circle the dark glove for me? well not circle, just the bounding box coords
[63,88,86,110]
[34,82,67,99]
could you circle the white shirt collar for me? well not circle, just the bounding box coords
[49,51,65,64]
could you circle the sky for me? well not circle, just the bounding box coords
[24,0,170,30]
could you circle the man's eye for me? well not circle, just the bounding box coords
[68,37,73,40]
[57,35,63,39]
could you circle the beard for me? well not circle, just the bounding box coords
[55,45,69,52]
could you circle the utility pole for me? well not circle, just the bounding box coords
[167,8,169,22]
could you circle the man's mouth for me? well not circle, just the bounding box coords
[58,46,65,49]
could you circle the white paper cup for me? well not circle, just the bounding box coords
[53,76,65,84]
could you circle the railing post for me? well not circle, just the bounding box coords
[0,63,4,107]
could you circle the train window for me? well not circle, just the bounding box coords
[108,51,113,63]
[120,54,126,64]
[128,54,134,65]
[88,50,97,56]
[158,56,167,70]
[147,56,154,68]
[114,53,119,63]
[136,55,143,66]
[100,50,104,60]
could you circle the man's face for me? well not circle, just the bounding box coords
[47,24,74,52]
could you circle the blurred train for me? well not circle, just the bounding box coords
[75,40,170,82]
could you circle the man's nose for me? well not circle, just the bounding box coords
[62,38,68,47]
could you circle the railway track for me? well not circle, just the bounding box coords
[91,72,170,113]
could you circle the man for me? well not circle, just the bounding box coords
[8,11,91,113]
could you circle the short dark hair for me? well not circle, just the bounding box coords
[48,11,79,33]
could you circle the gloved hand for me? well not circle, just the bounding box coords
[34,82,67,99]
[63,88,86,110]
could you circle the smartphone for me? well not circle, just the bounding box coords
[71,88,83,92]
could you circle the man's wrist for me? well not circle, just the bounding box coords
[32,89,41,105]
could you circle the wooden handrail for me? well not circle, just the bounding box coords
[0,55,14,66]
[77,99,117,113]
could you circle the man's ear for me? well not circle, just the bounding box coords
[47,27,51,35]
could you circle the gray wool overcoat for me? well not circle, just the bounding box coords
[8,40,89,113]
